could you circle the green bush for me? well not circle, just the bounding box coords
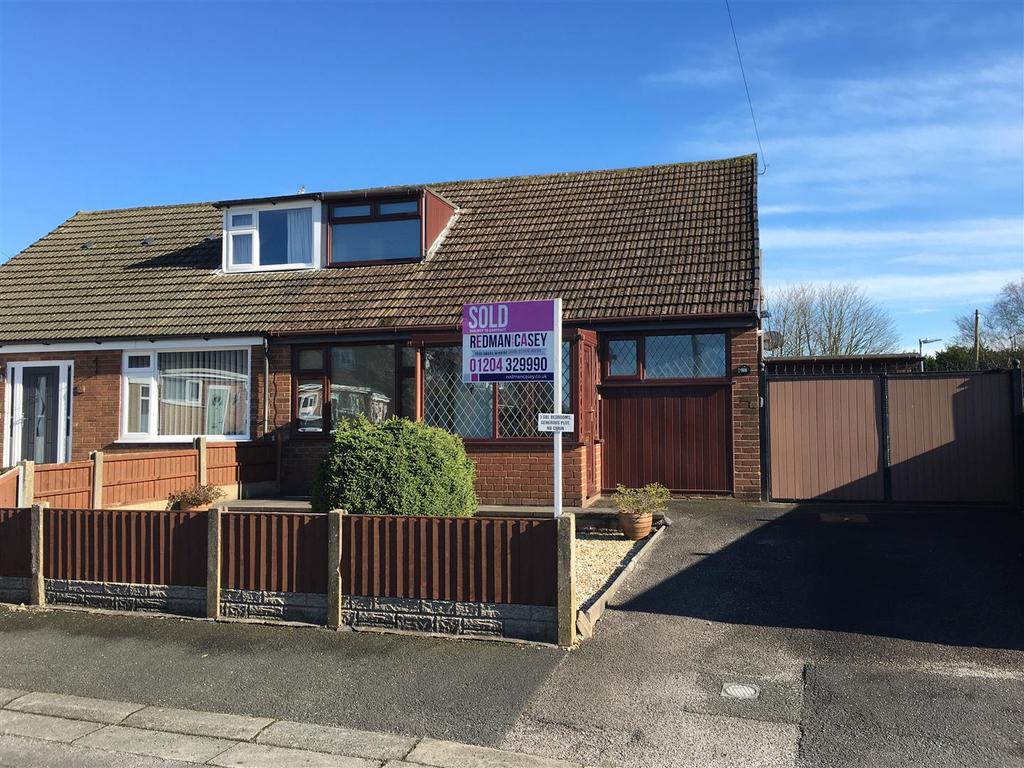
[310,416,477,517]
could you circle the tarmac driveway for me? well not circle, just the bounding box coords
[2,500,1022,767]
[504,500,1024,767]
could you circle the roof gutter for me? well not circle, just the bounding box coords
[213,192,323,209]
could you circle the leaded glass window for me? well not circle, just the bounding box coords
[645,334,726,379]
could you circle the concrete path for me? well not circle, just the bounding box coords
[0,688,590,768]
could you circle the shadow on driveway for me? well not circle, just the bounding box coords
[618,505,1024,651]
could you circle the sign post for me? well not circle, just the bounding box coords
[462,299,565,517]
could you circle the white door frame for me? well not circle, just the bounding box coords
[3,361,74,466]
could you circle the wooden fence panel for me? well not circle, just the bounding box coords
[103,450,199,507]
[0,508,31,578]
[43,508,207,586]
[0,467,19,508]
[208,442,277,486]
[342,515,557,606]
[221,512,327,594]
[35,462,93,509]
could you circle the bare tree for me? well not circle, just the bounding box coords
[954,279,1024,351]
[765,282,900,356]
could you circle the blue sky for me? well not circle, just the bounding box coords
[1,0,1021,351]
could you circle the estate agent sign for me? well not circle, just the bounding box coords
[461,299,559,382]
[462,299,567,516]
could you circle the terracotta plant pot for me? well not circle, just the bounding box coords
[618,511,653,541]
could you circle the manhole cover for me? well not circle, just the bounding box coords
[721,682,760,700]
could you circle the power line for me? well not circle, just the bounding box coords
[724,0,768,175]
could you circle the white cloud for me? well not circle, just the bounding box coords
[761,218,1024,251]
[760,201,883,215]
[764,270,1022,303]
[643,65,736,86]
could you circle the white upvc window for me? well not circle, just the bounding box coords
[222,201,322,272]
[120,347,251,442]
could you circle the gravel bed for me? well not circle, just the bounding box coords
[575,529,647,609]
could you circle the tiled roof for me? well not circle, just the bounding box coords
[0,155,759,342]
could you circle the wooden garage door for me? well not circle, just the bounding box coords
[601,385,730,493]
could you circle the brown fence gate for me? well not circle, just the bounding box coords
[765,370,1022,505]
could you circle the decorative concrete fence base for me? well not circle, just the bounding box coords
[45,579,205,617]
[18,579,556,643]
[208,589,556,643]
[343,595,556,643]
[0,577,29,604]
[221,589,327,625]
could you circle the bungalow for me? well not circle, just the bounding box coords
[0,156,763,505]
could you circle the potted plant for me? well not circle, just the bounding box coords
[612,482,669,540]
[167,483,225,512]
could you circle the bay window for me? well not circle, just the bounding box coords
[121,349,250,440]
[293,344,413,435]
[293,341,574,440]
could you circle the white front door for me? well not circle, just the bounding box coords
[5,361,73,465]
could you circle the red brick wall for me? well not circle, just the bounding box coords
[467,443,585,506]
[0,350,121,463]
[730,327,762,499]
[279,438,588,507]
[1,345,267,465]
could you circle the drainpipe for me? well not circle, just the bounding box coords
[263,338,270,439]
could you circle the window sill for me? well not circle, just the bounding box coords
[326,257,422,269]
[223,264,316,274]
[115,436,250,444]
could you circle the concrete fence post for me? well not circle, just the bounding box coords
[29,502,48,606]
[327,509,346,630]
[89,451,104,509]
[18,460,34,508]
[206,506,223,619]
[195,437,208,486]
[556,512,577,649]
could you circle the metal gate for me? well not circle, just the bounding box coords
[765,370,1021,505]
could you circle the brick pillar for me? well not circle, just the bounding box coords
[730,327,762,500]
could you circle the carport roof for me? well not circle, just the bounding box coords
[0,155,760,342]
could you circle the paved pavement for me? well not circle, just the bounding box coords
[2,500,1022,767]
[0,688,585,767]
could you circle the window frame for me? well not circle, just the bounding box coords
[601,332,731,385]
[327,196,424,268]
[291,339,578,443]
[222,201,322,273]
[118,347,252,443]
[419,340,577,443]
[290,343,413,438]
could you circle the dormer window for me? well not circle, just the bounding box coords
[329,197,422,266]
[222,201,322,272]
